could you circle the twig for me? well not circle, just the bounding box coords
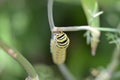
[107,47,120,75]
[48,0,55,32]
[53,26,119,33]
[0,39,39,80]
[96,27,119,33]
[57,64,75,80]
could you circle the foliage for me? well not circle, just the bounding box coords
[0,0,120,80]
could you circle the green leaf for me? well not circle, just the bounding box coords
[81,0,101,55]
[81,0,101,27]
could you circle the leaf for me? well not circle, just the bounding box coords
[81,0,101,55]
[81,0,101,27]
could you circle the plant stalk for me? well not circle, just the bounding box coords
[0,39,39,80]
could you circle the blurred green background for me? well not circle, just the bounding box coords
[0,0,119,80]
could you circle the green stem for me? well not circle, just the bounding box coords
[96,27,119,33]
[57,64,75,80]
[48,0,55,30]
[53,26,119,33]
[107,48,120,76]
[0,39,39,80]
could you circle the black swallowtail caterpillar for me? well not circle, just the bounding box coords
[50,31,70,64]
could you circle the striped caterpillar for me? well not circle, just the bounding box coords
[50,31,70,64]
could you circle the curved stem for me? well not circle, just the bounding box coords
[48,0,55,31]
[0,39,39,80]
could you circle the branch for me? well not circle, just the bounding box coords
[48,0,55,32]
[52,26,119,33]
[57,64,75,80]
[0,39,39,80]
[107,48,120,75]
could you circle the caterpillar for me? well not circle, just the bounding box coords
[50,31,70,64]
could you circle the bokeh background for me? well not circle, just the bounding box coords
[0,0,119,80]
